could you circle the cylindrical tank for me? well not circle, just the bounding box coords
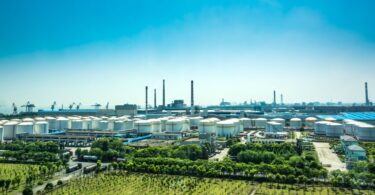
[325,122,344,137]
[113,121,125,131]
[56,117,71,131]
[266,121,283,132]
[99,121,109,130]
[216,121,236,137]
[3,121,18,139]
[271,118,285,127]
[150,119,161,133]
[124,119,134,130]
[354,122,375,141]
[91,117,101,129]
[255,118,267,129]
[0,126,4,142]
[45,116,57,130]
[17,122,34,134]
[22,118,35,122]
[325,117,336,122]
[135,120,153,133]
[166,119,184,132]
[198,118,218,134]
[189,117,203,128]
[305,117,318,128]
[34,117,45,121]
[290,118,302,129]
[314,121,330,135]
[240,118,252,130]
[71,119,84,129]
[34,121,49,134]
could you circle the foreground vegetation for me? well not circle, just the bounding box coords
[48,172,375,195]
[48,172,255,195]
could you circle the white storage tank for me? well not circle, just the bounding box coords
[254,118,267,129]
[216,121,236,137]
[45,116,57,130]
[71,119,84,129]
[314,121,329,135]
[189,117,203,128]
[91,117,101,129]
[57,117,71,131]
[240,118,252,130]
[325,122,344,137]
[271,118,285,127]
[354,122,375,141]
[305,117,318,129]
[343,120,357,135]
[99,121,109,130]
[124,119,134,130]
[34,121,49,134]
[325,117,336,122]
[113,120,125,131]
[266,122,283,132]
[22,118,35,122]
[34,117,45,121]
[150,119,162,133]
[17,122,34,134]
[166,118,184,132]
[198,118,218,134]
[135,120,153,133]
[290,118,302,129]
[3,121,18,139]
[0,126,4,142]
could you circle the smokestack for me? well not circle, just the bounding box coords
[365,82,369,106]
[191,80,194,107]
[145,86,148,114]
[280,94,284,105]
[163,79,165,108]
[154,89,157,109]
[273,90,276,105]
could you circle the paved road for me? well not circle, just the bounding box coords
[295,131,302,139]
[209,148,230,161]
[313,142,346,172]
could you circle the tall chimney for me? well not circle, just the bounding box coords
[365,82,369,106]
[280,94,284,105]
[191,80,194,107]
[163,79,165,108]
[273,90,276,105]
[145,86,148,114]
[154,89,157,109]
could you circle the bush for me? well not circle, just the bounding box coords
[57,180,63,185]
[22,187,33,195]
[45,182,54,191]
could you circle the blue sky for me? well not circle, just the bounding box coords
[0,0,375,112]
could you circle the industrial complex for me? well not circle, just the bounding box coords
[0,80,375,171]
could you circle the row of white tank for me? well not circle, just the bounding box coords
[0,118,49,140]
[342,119,375,141]
[135,117,191,133]
[0,115,137,140]
[314,121,344,137]
[240,117,318,129]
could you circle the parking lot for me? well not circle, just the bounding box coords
[313,142,347,172]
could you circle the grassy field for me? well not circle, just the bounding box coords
[48,172,374,195]
[49,172,256,195]
[0,163,41,193]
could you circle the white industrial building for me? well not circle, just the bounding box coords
[314,121,330,135]
[165,118,189,132]
[3,121,18,139]
[17,122,34,134]
[189,117,203,128]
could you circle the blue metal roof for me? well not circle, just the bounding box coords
[317,112,375,121]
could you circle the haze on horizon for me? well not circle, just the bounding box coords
[0,0,375,113]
